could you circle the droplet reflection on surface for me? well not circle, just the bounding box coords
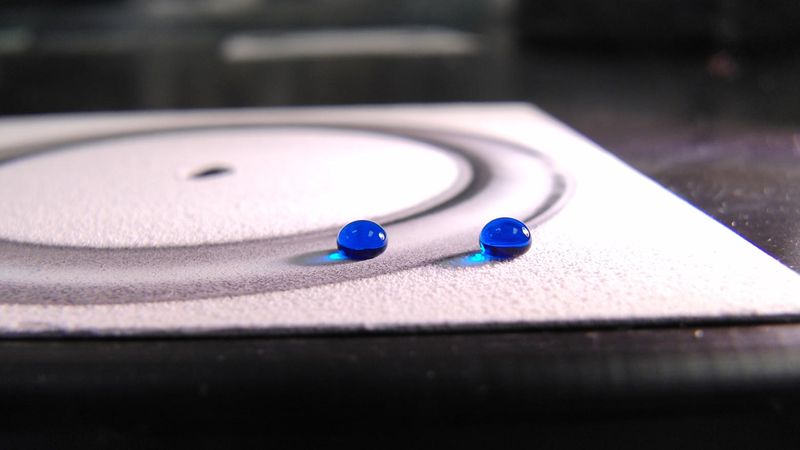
[479,217,531,258]
[467,252,488,263]
[336,220,388,260]
[326,250,347,261]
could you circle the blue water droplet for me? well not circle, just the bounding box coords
[337,220,388,260]
[479,217,531,258]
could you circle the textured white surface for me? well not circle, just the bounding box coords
[0,104,799,336]
[0,127,460,247]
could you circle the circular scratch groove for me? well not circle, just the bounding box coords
[0,124,573,305]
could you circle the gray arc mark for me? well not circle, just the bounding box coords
[0,125,572,305]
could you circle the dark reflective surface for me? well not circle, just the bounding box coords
[610,129,800,272]
[4,325,800,449]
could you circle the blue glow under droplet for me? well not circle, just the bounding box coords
[467,252,487,263]
[337,220,388,260]
[326,251,347,261]
[479,217,531,258]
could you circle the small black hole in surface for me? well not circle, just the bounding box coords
[190,166,233,179]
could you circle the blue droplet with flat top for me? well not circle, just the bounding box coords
[337,220,387,260]
[479,217,531,258]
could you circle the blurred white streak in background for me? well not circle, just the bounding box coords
[220,28,481,62]
[0,27,33,55]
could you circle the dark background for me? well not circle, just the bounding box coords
[1,1,800,448]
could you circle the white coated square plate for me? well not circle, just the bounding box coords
[0,103,798,336]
